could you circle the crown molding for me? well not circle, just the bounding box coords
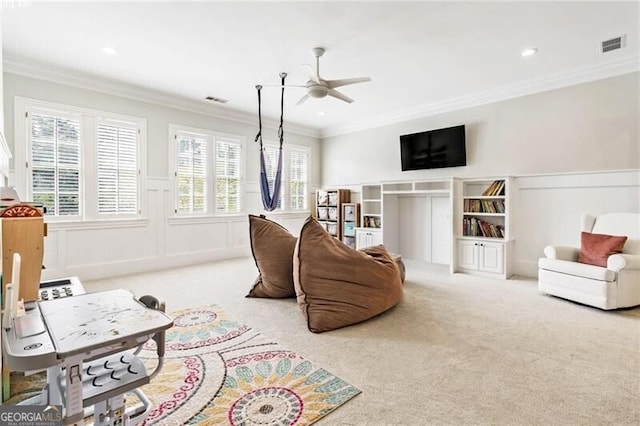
[5,54,637,141]
[3,54,321,139]
[320,56,640,138]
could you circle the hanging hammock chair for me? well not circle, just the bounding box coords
[255,73,286,211]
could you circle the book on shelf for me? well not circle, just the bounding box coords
[481,180,505,197]
[463,217,504,238]
[464,199,504,214]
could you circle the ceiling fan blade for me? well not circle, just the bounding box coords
[326,77,371,89]
[296,93,310,105]
[328,89,354,104]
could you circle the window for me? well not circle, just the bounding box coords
[30,112,81,217]
[262,143,310,212]
[96,120,139,215]
[289,147,308,211]
[176,131,208,214]
[16,98,146,221]
[215,138,242,213]
[170,124,245,217]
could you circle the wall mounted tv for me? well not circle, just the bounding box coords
[400,124,466,171]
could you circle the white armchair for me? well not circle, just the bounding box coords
[538,213,640,309]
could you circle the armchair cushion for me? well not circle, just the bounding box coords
[578,231,627,267]
[539,258,616,282]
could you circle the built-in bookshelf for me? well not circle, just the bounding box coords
[341,203,360,249]
[461,179,508,239]
[456,177,513,279]
[315,189,350,240]
[360,184,382,229]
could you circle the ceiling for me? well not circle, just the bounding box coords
[2,1,639,137]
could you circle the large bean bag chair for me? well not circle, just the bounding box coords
[293,217,403,332]
[247,214,297,298]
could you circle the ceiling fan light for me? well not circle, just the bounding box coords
[308,86,328,98]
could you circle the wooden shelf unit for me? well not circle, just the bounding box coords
[315,189,350,240]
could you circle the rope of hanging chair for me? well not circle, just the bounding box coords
[255,74,286,211]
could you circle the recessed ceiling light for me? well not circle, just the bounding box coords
[521,47,538,57]
[317,111,326,116]
[101,45,118,55]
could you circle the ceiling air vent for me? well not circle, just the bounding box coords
[601,35,625,53]
[204,96,229,104]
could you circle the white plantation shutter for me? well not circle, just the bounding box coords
[30,112,81,216]
[96,121,139,215]
[176,131,208,214]
[289,148,308,211]
[216,138,242,213]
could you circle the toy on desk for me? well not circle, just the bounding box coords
[2,253,25,330]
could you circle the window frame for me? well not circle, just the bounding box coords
[172,127,212,217]
[169,124,246,218]
[14,97,147,223]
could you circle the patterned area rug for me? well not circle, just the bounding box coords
[8,305,361,425]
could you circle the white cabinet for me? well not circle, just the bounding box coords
[355,228,383,249]
[456,238,509,278]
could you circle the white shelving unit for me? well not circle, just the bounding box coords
[356,184,383,249]
[455,177,514,279]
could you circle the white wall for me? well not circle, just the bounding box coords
[3,72,320,280]
[321,72,639,186]
[321,73,640,277]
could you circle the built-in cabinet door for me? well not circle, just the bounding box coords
[370,230,383,246]
[457,239,505,275]
[457,240,479,269]
[355,229,382,249]
[478,241,504,274]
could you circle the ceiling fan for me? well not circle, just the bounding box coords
[294,47,371,105]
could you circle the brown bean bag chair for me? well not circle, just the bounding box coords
[293,217,403,332]
[247,214,297,298]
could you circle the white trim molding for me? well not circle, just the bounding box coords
[4,54,320,139]
[6,54,638,140]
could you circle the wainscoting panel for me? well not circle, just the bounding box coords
[513,169,639,277]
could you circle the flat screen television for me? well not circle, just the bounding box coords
[400,125,466,171]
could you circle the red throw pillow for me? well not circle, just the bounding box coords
[578,232,627,267]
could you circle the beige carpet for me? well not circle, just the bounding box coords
[85,257,640,425]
